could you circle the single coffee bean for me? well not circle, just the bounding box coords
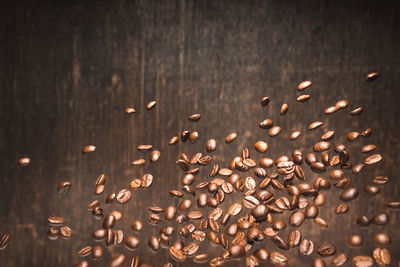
[261,96,270,106]
[386,201,400,209]
[47,227,59,240]
[352,255,374,267]
[270,251,288,266]
[373,233,391,246]
[361,144,376,153]
[314,141,330,152]
[340,187,359,201]
[350,107,363,116]
[259,119,273,129]
[311,162,326,173]
[269,126,282,137]
[188,211,203,220]
[188,113,201,122]
[288,230,301,247]
[373,175,389,184]
[364,153,382,165]
[305,205,319,218]
[193,253,210,263]
[116,189,132,204]
[335,99,349,109]
[253,248,269,261]
[347,235,363,247]
[299,239,314,255]
[78,246,92,257]
[168,136,179,145]
[297,94,310,102]
[206,139,217,152]
[103,214,116,229]
[0,233,10,250]
[225,132,238,143]
[92,229,106,240]
[298,80,312,90]
[74,261,89,267]
[125,235,140,250]
[312,258,326,267]
[324,106,338,114]
[309,121,324,130]
[251,204,268,221]
[356,216,370,227]
[60,226,72,238]
[289,210,305,227]
[179,199,192,211]
[109,254,126,267]
[329,169,344,179]
[255,141,269,153]
[48,216,65,225]
[335,204,349,214]
[316,243,336,257]
[245,255,260,267]
[272,235,289,250]
[147,213,161,225]
[332,253,347,266]
[147,236,160,251]
[57,181,72,195]
[125,107,136,114]
[168,246,186,262]
[82,145,96,153]
[164,206,177,221]
[92,246,103,259]
[150,150,161,162]
[365,72,379,81]
[352,163,365,174]
[373,248,391,266]
[131,159,146,167]
[273,220,287,231]
[137,144,153,151]
[280,104,288,115]
[314,217,328,228]
[365,185,380,195]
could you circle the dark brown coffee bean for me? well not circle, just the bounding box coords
[270,251,288,266]
[373,248,391,266]
[314,141,330,152]
[272,235,289,250]
[386,201,400,209]
[305,205,319,218]
[365,185,380,195]
[340,187,359,201]
[309,121,324,130]
[206,139,217,152]
[316,243,336,257]
[261,96,270,106]
[373,175,389,184]
[225,132,238,143]
[268,126,282,137]
[313,177,331,190]
[130,220,143,232]
[105,229,114,246]
[364,153,382,165]
[209,219,220,233]
[59,226,72,238]
[243,196,260,209]
[251,204,267,221]
[352,163,365,174]
[57,181,72,195]
[78,246,92,257]
[313,194,326,206]
[168,136,179,145]
[150,150,160,162]
[137,144,153,152]
[312,258,326,267]
[74,261,89,267]
[372,213,389,225]
[259,119,273,129]
[116,189,132,204]
[288,230,301,247]
[87,200,100,210]
[147,236,160,251]
[305,153,317,165]
[82,145,96,154]
[365,72,379,81]
[94,184,105,195]
[169,246,186,262]
[335,99,349,109]
[350,107,363,116]
[334,178,351,189]
[289,130,301,140]
[374,233,391,246]
[289,211,305,227]
[103,215,116,229]
[131,159,146,167]
[91,246,103,259]
[280,104,288,115]
[48,216,65,225]
[324,106,338,114]
[347,235,363,247]
[299,239,314,256]
[255,141,268,153]
[130,256,140,267]
[298,80,312,90]
[352,256,374,267]
[253,248,269,261]
[356,216,370,227]
[311,162,326,173]
[109,254,126,267]
[188,211,203,220]
[147,213,161,225]
[361,128,372,137]
[179,199,192,211]
[180,130,190,142]
[272,220,286,231]
[0,233,10,250]
[182,242,199,256]
[92,229,106,240]
[125,235,140,250]
[193,253,210,263]
[314,217,328,228]
[335,204,349,214]
[188,113,201,122]
[361,144,376,153]
[246,255,260,267]
[331,253,347,266]
[297,94,310,102]
[329,169,344,179]
[209,257,224,267]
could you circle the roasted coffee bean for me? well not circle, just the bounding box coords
[47,227,59,240]
[386,201,400,209]
[299,239,314,256]
[130,256,140,267]
[329,169,344,179]
[94,184,105,195]
[270,251,288,266]
[255,141,269,153]
[225,132,238,143]
[288,230,301,247]
[183,242,199,256]
[164,206,177,221]
[131,159,146,167]
[60,226,72,238]
[181,130,190,142]
[314,217,328,228]
[206,139,217,152]
[219,168,233,176]
[105,229,114,246]
[352,163,365,174]
[251,204,267,221]
[243,195,260,209]
[130,179,141,189]
[305,205,319,218]
[131,220,143,232]
[150,150,161,162]
[225,223,238,236]
[137,144,153,152]
[352,256,374,267]
[191,230,206,242]
[207,198,219,208]
[311,162,326,173]
[109,254,126,267]
[334,178,351,188]
[209,257,224,267]
[269,126,282,137]
[247,227,262,241]
[372,213,389,225]
[309,121,324,130]
[188,211,203,220]
[116,189,132,204]
[361,144,376,153]
[312,258,326,267]
[297,94,310,102]
[208,231,220,244]
[169,246,186,262]
[114,230,124,245]
[48,216,65,225]
[335,99,349,109]
[347,131,360,141]
[373,248,391,266]
[74,260,89,267]
[179,199,192,211]
[209,219,220,233]
[280,104,288,115]
[373,175,389,184]
[340,187,359,201]
[124,106,136,114]
[272,235,289,250]
[324,106,338,114]
[147,213,161,225]
[87,200,101,210]
[313,194,325,206]
[261,96,270,106]
[305,153,317,165]
[365,185,380,195]
[92,246,103,259]
[245,255,260,267]
[103,215,116,229]
[298,80,312,90]
[365,72,379,81]
[82,145,96,153]
[92,229,106,240]
[168,136,179,145]
[331,253,347,266]
[347,235,363,247]
[57,181,72,195]
[188,113,201,122]
[356,216,370,227]
[273,220,286,231]
[209,208,223,221]
[314,141,330,152]
[125,235,140,250]
[289,210,305,227]
[193,254,210,263]
[364,153,382,165]
[350,107,363,116]
[335,204,349,214]
[254,248,269,261]
[78,246,93,257]
[290,130,301,140]
[316,243,336,257]
[259,119,273,129]
[147,236,160,251]
[313,177,331,190]
[146,100,157,110]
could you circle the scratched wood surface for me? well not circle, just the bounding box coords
[1,0,400,266]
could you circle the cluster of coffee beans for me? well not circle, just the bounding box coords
[8,74,398,266]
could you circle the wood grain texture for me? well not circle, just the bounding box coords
[1,0,399,266]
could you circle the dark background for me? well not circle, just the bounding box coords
[1,0,399,266]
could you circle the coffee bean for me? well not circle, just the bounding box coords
[168,246,186,262]
[290,130,301,140]
[251,204,267,221]
[289,210,305,227]
[57,181,72,195]
[94,184,105,195]
[188,211,203,220]
[273,220,286,231]
[146,100,157,110]
[299,239,314,256]
[116,189,132,204]
[92,246,103,259]
[109,254,126,267]
[331,253,347,266]
[372,213,389,225]
[314,141,330,152]
[18,157,31,166]
[193,253,210,263]
[347,131,360,141]
[125,107,136,114]
[305,153,317,165]
[131,220,143,231]
[347,235,363,247]
[340,187,359,201]
[352,163,365,174]
[137,144,152,152]
[130,256,140,267]
[125,235,140,250]
[209,257,224,267]
[272,235,289,250]
[280,104,288,115]
[270,251,288,266]
[316,243,336,257]
[312,258,326,267]
[168,136,179,145]
[103,214,116,229]
[259,119,273,129]
[305,205,319,218]
[78,246,92,257]
[261,96,270,106]
[92,229,106,240]
[179,199,192,211]
[329,169,344,179]
[181,130,190,142]
[364,153,382,165]
[298,80,312,90]
[147,213,161,225]
[74,260,89,267]
[335,204,349,214]
[350,107,363,116]
[147,236,160,251]
[225,132,238,143]
[48,216,65,225]
[365,72,379,81]
[386,201,400,209]
[0,233,10,250]
[297,94,310,102]
[361,144,376,153]
[352,255,374,267]
[209,219,220,233]
[324,106,338,114]
[245,255,260,267]
[335,99,349,109]
[82,145,96,153]
[373,175,389,184]
[253,248,269,261]
[373,248,391,266]
[189,131,199,143]
[150,150,160,162]
[47,227,59,240]
[309,121,324,130]
[365,185,380,195]
[314,217,328,228]
[141,174,153,188]
[255,141,268,153]
[188,113,201,122]
[87,200,100,210]
[60,226,72,238]
[288,230,301,247]
[206,139,217,152]
[182,242,199,256]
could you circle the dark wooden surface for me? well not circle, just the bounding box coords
[1,1,400,266]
